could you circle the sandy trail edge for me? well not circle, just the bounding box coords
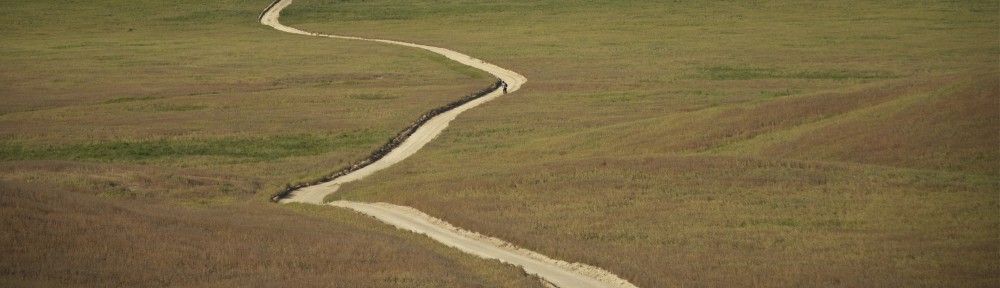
[329,201,637,288]
[261,1,637,288]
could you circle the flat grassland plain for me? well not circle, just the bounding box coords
[1,0,997,287]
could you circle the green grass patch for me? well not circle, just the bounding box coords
[414,50,488,79]
[349,93,399,100]
[699,65,904,80]
[158,10,249,23]
[281,0,509,22]
[133,104,207,112]
[0,131,382,163]
[100,96,164,104]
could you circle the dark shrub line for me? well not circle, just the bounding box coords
[271,80,503,202]
[259,0,282,22]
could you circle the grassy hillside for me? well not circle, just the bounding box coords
[280,0,1000,287]
[0,0,541,286]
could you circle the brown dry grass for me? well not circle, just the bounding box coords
[341,69,999,287]
[309,0,1000,286]
[0,0,543,285]
[0,180,542,287]
[757,72,1000,174]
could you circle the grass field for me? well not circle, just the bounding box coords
[0,0,496,199]
[2,0,997,286]
[0,181,542,287]
[0,0,540,286]
[280,0,998,287]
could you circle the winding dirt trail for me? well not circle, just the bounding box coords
[260,1,636,287]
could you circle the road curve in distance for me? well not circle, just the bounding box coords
[262,0,526,204]
[260,1,637,287]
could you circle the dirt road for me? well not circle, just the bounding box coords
[261,1,635,287]
[262,0,525,204]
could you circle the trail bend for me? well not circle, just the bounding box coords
[260,1,636,287]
